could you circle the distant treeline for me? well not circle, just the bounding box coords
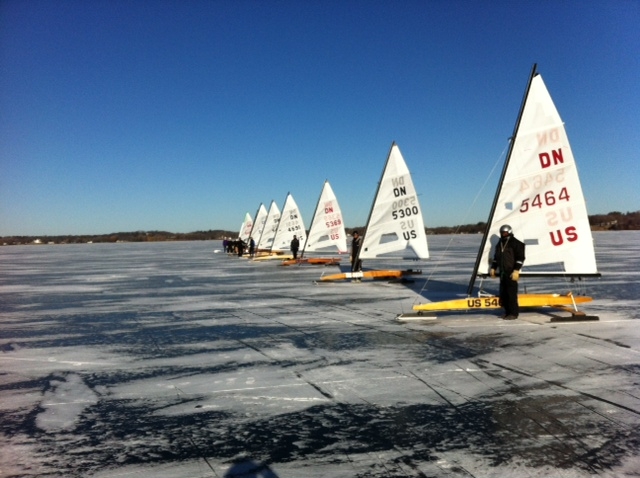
[587,210,640,231]
[2,211,638,246]
[1,230,232,246]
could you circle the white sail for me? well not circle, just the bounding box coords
[257,200,281,250]
[359,143,429,260]
[250,204,268,245]
[271,193,306,251]
[304,181,348,253]
[478,73,597,276]
[239,212,253,242]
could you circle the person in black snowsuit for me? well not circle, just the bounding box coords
[290,235,300,259]
[351,231,362,272]
[490,224,525,320]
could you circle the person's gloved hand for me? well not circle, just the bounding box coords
[511,270,520,281]
[490,269,496,278]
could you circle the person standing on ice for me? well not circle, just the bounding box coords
[351,231,362,272]
[290,235,300,259]
[490,224,525,320]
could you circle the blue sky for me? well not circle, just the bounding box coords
[1,0,638,236]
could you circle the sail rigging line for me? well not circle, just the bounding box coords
[412,141,511,305]
[467,63,539,296]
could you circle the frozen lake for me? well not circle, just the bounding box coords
[1,232,639,477]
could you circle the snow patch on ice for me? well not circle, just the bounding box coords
[36,374,98,432]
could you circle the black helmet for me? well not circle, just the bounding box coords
[499,224,513,235]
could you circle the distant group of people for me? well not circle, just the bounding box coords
[223,237,255,257]
[222,235,303,259]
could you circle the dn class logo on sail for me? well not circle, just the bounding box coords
[520,128,581,248]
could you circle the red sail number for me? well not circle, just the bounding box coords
[520,187,570,213]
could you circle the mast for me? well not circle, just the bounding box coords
[355,141,395,265]
[466,64,538,296]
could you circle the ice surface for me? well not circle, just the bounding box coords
[0,232,639,477]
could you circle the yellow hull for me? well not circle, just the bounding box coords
[320,269,422,282]
[281,257,341,266]
[413,293,593,312]
[251,253,293,261]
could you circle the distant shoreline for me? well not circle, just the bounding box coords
[2,211,638,247]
